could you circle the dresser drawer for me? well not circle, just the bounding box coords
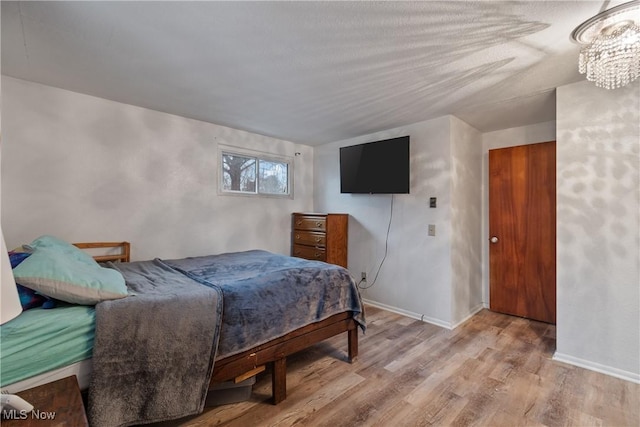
[293,231,326,247]
[291,213,348,268]
[293,215,326,232]
[292,244,326,261]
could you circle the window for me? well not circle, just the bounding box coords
[220,146,292,197]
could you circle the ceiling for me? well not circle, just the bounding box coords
[0,1,620,146]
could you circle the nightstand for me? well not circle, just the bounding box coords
[1,375,88,426]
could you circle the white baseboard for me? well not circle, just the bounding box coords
[362,299,485,330]
[362,299,452,329]
[553,352,640,384]
[450,303,485,329]
[363,300,639,384]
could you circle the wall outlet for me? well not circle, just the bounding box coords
[428,224,436,236]
[361,272,367,281]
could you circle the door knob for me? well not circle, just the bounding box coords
[490,236,499,243]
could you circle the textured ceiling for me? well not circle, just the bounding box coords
[0,1,619,145]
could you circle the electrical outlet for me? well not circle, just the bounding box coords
[428,224,436,236]
[361,272,367,281]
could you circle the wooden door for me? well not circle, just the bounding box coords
[489,141,556,324]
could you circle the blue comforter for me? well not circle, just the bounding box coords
[161,249,366,358]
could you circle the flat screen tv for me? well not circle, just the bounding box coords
[340,136,410,194]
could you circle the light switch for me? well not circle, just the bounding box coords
[429,197,437,208]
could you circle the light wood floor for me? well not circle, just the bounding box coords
[163,306,639,426]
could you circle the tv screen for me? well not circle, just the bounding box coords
[340,136,410,194]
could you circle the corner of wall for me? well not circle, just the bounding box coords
[556,79,640,378]
[449,116,483,324]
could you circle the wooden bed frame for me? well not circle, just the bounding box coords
[75,241,359,404]
[211,311,358,404]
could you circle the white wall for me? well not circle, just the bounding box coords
[450,116,483,325]
[1,77,314,260]
[314,115,483,328]
[480,121,556,304]
[555,80,640,382]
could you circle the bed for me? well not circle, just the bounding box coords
[1,237,365,426]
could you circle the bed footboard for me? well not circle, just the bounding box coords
[210,312,358,404]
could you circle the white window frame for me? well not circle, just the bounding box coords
[218,144,293,199]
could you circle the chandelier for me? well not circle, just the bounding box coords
[571,0,640,89]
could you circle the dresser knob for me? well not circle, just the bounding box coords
[315,237,321,242]
[316,222,322,227]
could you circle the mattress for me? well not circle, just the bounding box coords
[0,304,95,388]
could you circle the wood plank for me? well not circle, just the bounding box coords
[210,314,356,383]
[151,306,639,427]
[73,241,130,262]
[2,376,88,427]
[234,366,265,384]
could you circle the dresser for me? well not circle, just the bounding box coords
[291,213,348,268]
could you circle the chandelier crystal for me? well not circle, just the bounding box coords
[572,1,640,90]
